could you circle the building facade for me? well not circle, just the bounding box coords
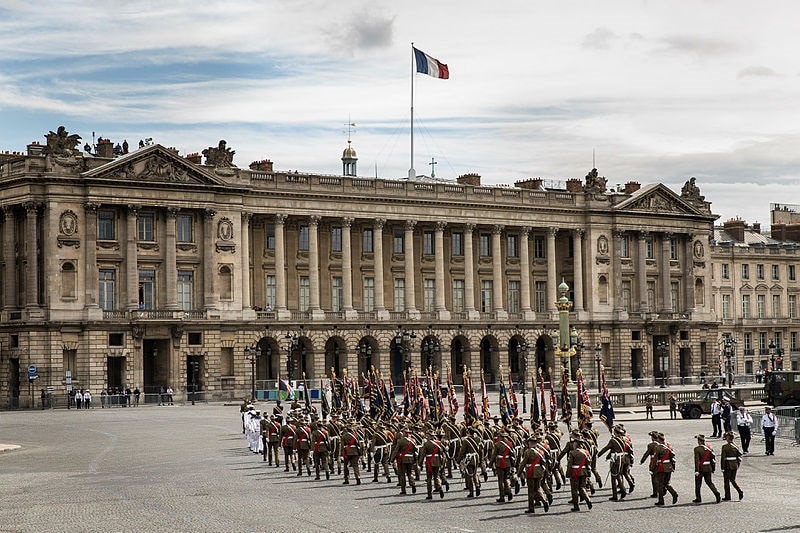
[0,127,719,408]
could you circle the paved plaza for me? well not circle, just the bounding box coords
[1,402,798,533]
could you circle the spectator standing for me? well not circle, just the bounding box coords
[41,389,47,410]
[721,399,732,433]
[668,394,678,420]
[74,389,83,410]
[644,392,654,420]
[100,389,107,408]
[735,406,752,454]
[166,386,174,405]
[133,386,141,407]
[710,399,722,438]
[125,386,132,407]
[159,386,165,406]
[755,369,763,384]
[68,388,75,409]
[83,390,92,409]
[760,406,778,455]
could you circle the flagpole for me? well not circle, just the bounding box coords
[409,42,415,180]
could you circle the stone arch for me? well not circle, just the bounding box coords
[449,335,470,384]
[356,335,379,379]
[534,334,555,384]
[480,335,499,383]
[324,336,348,378]
[419,334,442,374]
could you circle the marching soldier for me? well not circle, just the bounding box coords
[389,426,418,495]
[652,432,678,506]
[720,431,744,501]
[640,430,660,498]
[280,417,297,472]
[266,415,282,467]
[692,434,721,504]
[519,433,550,514]
[370,423,394,484]
[597,424,629,501]
[310,420,330,480]
[260,414,270,462]
[455,426,482,498]
[566,438,593,512]
[295,417,312,476]
[491,428,516,503]
[418,429,446,499]
[341,421,363,485]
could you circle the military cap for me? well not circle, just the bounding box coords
[570,429,582,439]
[526,434,540,443]
[648,430,659,437]
[723,431,735,439]
[695,434,705,441]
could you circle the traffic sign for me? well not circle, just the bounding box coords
[28,365,37,376]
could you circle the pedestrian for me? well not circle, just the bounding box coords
[710,381,719,389]
[166,386,174,405]
[40,388,47,410]
[644,392,654,420]
[159,386,165,406]
[692,434,721,504]
[133,386,140,407]
[760,406,778,455]
[74,389,83,410]
[720,431,744,501]
[721,399,732,433]
[668,394,678,420]
[83,389,92,409]
[710,399,722,438]
[100,389,107,408]
[125,386,132,407]
[736,406,752,454]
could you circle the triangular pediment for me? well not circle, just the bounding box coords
[82,144,226,186]
[615,184,702,216]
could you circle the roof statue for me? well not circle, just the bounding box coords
[44,126,82,157]
[681,177,705,203]
[202,139,236,168]
[584,168,607,194]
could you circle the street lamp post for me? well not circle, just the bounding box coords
[723,336,737,387]
[517,341,529,413]
[395,328,417,374]
[285,333,298,381]
[244,345,260,402]
[422,338,440,373]
[594,343,602,394]
[357,341,372,374]
[554,280,577,383]
[657,341,669,388]
[768,339,776,371]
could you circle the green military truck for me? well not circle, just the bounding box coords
[762,370,800,407]
[679,388,740,419]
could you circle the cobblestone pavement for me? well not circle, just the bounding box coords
[1,404,798,533]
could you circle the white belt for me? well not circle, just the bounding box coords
[330,436,340,441]
[725,457,739,461]
[571,465,583,469]
[701,461,712,465]
[374,443,392,451]
[465,452,478,460]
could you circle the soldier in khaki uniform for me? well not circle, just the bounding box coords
[455,426,482,498]
[418,430,446,499]
[597,424,629,501]
[341,422,363,485]
[652,432,678,506]
[692,434,721,504]
[310,420,330,480]
[519,434,550,514]
[266,415,282,467]
[389,427,417,495]
[295,418,312,477]
[491,428,516,503]
[639,430,660,498]
[720,431,744,501]
[280,418,297,472]
[566,438,593,512]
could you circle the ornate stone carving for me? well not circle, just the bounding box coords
[693,239,704,258]
[584,168,607,194]
[405,220,417,231]
[435,221,447,232]
[628,193,678,212]
[83,202,99,215]
[373,218,386,230]
[135,156,189,182]
[275,213,288,225]
[216,216,236,253]
[342,217,354,228]
[597,235,609,255]
[57,209,80,249]
[202,140,236,168]
[681,177,704,203]
[492,224,504,235]
[43,126,81,157]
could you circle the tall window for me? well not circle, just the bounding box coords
[451,232,464,256]
[99,269,115,310]
[756,294,766,318]
[394,278,405,311]
[298,226,309,251]
[423,232,434,255]
[534,281,547,313]
[620,236,629,258]
[721,294,731,319]
[756,264,765,280]
[177,270,193,310]
[452,279,465,313]
[507,235,519,258]
[362,228,374,253]
[479,234,491,257]
[508,280,520,313]
[645,236,654,259]
[363,277,375,312]
[266,224,276,249]
[137,212,154,241]
[721,264,729,280]
[622,280,632,311]
[743,333,752,353]
[393,231,404,254]
[423,279,435,311]
[534,236,545,259]
[647,281,656,311]
[98,210,115,240]
[670,238,678,260]
[177,214,193,242]
[792,332,798,351]
[331,276,343,311]
[772,264,780,280]
[670,281,679,312]
[266,275,276,309]
[741,294,750,319]
[741,264,749,280]
[790,294,797,319]
[331,227,342,252]
[299,276,310,311]
[772,294,781,318]
[138,269,155,309]
[790,265,796,281]
[759,332,767,352]
[480,280,493,313]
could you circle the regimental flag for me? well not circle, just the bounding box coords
[549,373,558,422]
[278,378,293,401]
[576,370,587,430]
[481,370,491,421]
[531,373,541,428]
[579,372,593,428]
[539,370,547,426]
[560,370,572,427]
[413,47,449,79]
[508,375,519,418]
[320,379,330,420]
[499,381,512,425]
[599,367,615,432]
[447,367,459,417]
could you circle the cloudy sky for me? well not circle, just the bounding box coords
[1,0,798,227]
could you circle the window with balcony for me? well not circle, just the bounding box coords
[452,279,465,313]
[534,280,547,312]
[790,295,797,319]
[741,294,750,319]
[757,294,766,318]
[393,278,405,311]
[299,276,310,311]
[177,270,193,311]
[423,279,435,312]
[137,212,155,242]
[363,277,375,312]
[722,294,731,319]
[98,210,115,240]
[331,276,343,311]
[451,232,463,256]
[177,214,193,243]
[671,281,679,312]
[508,280,520,313]
[99,269,115,310]
[138,269,155,310]
[480,280,493,313]
[266,275,276,309]
[773,294,781,318]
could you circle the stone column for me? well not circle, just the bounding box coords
[612,230,625,314]
[373,219,389,320]
[572,229,584,313]
[203,209,216,310]
[309,215,324,319]
[546,227,558,314]
[342,217,357,319]
[519,226,534,320]
[83,203,100,316]
[684,234,695,313]
[23,202,39,309]
[464,223,478,319]
[126,204,140,311]
[404,219,419,318]
[2,207,15,310]
[165,207,179,310]
[660,232,672,313]
[274,214,289,318]
[434,221,450,320]
[241,212,252,311]
[638,231,649,313]
[491,224,507,319]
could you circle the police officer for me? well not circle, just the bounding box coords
[692,434,721,504]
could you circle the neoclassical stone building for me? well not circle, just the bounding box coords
[0,127,720,407]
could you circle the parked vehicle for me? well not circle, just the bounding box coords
[679,388,740,419]
[762,370,800,407]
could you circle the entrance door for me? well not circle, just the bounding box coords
[107,357,125,390]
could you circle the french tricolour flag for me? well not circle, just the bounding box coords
[413,47,449,79]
